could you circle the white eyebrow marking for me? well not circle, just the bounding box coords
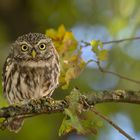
[16,41,32,48]
[36,39,51,46]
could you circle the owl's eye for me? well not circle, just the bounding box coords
[21,44,28,52]
[38,43,46,50]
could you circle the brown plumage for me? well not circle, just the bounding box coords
[2,33,60,132]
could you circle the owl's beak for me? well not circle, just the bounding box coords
[31,50,36,58]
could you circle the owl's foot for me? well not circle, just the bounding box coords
[28,97,54,108]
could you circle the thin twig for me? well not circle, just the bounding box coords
[103,70,140,84]
[102,36,140,45]
[81,36,140,46]
[90,106,135,140]
[82,36,140,84]
[96,60,140,85]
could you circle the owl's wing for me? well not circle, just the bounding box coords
[2,54,13,97]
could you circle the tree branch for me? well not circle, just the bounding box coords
[0,89,139,139]
[0,89,140,119]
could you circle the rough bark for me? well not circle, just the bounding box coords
[0,89,140,119]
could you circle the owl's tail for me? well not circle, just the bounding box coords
[7,117,24,133]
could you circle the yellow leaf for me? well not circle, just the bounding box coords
[90,40,99,53]
[98,49,108,61]
[65,68,75,84]
[45,25,85,89]
[90,40,98,47]
[63,32,78,51]
[45,29,57,40]
[58,24,66,39]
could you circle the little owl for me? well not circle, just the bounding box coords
[2,33,60,132]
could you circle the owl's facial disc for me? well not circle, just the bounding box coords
[13,33,55,62]
[18,41,46,60]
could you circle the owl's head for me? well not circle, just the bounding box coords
[11,33,57,62]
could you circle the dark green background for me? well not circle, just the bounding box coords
[0,0,140,140]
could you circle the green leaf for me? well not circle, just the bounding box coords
[68,88,82,109]
[80,119,97,135]
[59,108,84,136]
[59,89,103,136]
[59,116,73,136]
[59,89,84,135]
[96,120,103,127]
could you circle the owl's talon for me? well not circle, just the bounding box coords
[0,119,8,130]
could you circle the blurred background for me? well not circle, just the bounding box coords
[0,0,140,140]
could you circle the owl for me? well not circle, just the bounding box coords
[2,33,60,132]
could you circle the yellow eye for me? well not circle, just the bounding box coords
[38,43,46,50]
[21,44,28,52]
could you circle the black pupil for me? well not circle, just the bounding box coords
[40,44,45,48]
[23,46,27,50]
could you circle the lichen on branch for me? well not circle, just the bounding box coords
[0,89,139,139]
[0,89,140,119]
